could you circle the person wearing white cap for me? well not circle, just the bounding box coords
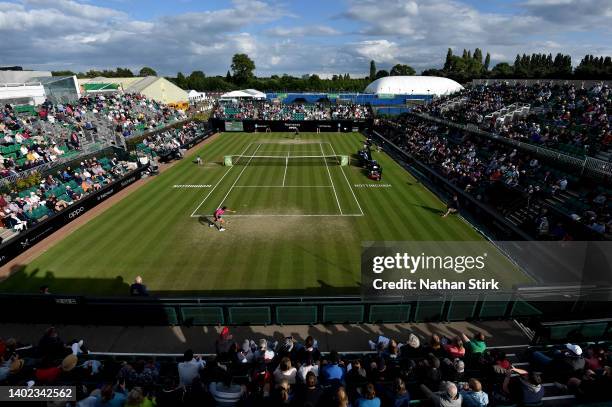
[420,381,462,407]
[531,342,585,377]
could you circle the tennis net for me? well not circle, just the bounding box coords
[224,155,349,166]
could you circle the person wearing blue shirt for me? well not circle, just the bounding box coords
[95,383,127,407]
[386,378,410,407]
[460,379,489,407]
[356,383,381,407]
[320,350,345,387]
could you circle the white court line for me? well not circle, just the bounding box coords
[216,144,263,209]
[328,141,364,216]
[320,142,343,215]
[189,142,253,217]
[282,150,289,187]
[233,185,333,188]
[220,214,364,217]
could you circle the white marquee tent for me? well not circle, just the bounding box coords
[365,76,463,96]
[219,89,266,100]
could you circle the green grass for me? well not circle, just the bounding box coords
[0,132,532,296]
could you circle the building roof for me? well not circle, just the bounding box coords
[82,82,120,91]
[78,76,188,103]
[0,70,52,84]
[125,76,160,93]
[364,76,463,96]
[220,89,266,99]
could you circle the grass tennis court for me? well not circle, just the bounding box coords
[0,132,533,296]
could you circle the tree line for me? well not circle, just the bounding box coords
[51,67,157,78]
[51,49,612,93]
[423,49,612,82]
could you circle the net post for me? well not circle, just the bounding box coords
[224,156,233,166]
[340,155,349,166]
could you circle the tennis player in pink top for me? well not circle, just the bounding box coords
[210,206,235,231]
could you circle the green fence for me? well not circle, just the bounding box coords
[138,297,545,326]
[276,306,318,325]
[3,292,583,330]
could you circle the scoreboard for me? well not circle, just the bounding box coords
[224,121,244,132]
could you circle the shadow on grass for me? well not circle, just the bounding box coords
[0,263,361,299]
[0,264,364,326]
[413,204,444,216]
[0,264,130,295]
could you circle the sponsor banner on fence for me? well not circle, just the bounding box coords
[0,166,148,266]
[210,119,372,133]
[362,241,612,301]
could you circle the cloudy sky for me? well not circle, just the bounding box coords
[1,0,611,77]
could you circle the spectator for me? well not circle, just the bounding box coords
[96,383,128,407]
[334,386,351,407]
[355,383,381,407]
[387,377,410,407]
[253,338,275,363]
[505,371,544,405]
[250,362,272,400]
[400,333,422,358]
[177,349,205,386]
[156,377,185,407]
[297,354,319,382]
[273,356,297,385]
[295,371,324,407]
[297,335,321,363]
[125,387,155,407]
[320,350,345,387]
[215,327,233,361]
[129,276,149,296]
[346,359,368,399]
[420,381,462,407]
[459,379,489,407]
[426,334,445,359]
[38,326,68,360]
[443,337,465,359]
[442,195,459,217]
[461,332,487,355]
[271,378,293,406]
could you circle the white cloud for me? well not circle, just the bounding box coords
[351,40,400,64]
[265,25,340,37]
[0,0,610,77]
[519,0,612,27]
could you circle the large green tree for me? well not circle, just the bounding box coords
[115,67,134,77]
[231,53,256,85]
[139,67,157,76]
[443,48,453,71]
[375,70,389,79]
[51,70,76,77]
[369,60,377,80]
[176,72,186,88]
[186,71,206,90]
[490,62,514,78]
[390,64,416,76]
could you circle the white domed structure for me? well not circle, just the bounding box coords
[365,76,463,96]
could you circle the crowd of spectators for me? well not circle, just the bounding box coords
[0,94,186,178]
[1,327,610,406]
[213,101,371,121]
[0,92,197,238]
[136,121,210,159]
[377,115,611,239]
[417,82,611,157]
[0,155,137,234]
